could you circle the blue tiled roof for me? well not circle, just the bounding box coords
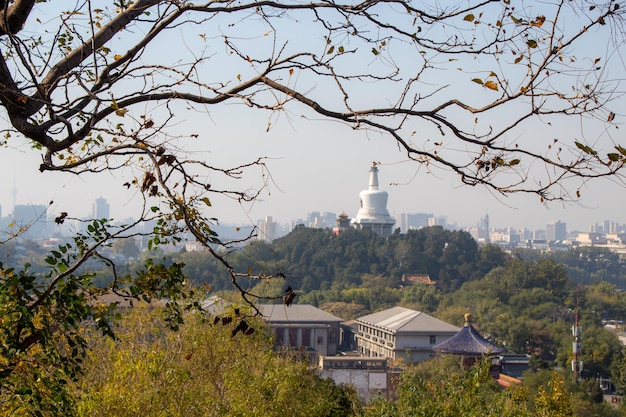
[433,324,505,356]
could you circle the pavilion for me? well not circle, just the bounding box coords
[433,313,505,366]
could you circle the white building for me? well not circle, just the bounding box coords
[351,165,395,237]
[355,306,459,362]
[259,304,343,360]
[257,216,279,242]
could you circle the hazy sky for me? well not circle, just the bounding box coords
[2,107,625,233]
[1,2,625,234]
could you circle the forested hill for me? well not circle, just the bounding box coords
[178,226,501,295]
[177,225,626,298]
[266,226,495,293]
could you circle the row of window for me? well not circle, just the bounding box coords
[357,324,439,346]
[358,323,393,341]
[272,326,338,347]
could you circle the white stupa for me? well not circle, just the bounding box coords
[351,164,395,237]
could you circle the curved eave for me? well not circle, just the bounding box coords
[433,325,505,356]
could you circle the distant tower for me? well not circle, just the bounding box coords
[546,220,566,242]
[258,216,278,242]
[351,164,395,237]
[93,197,110,220]
[333,211,351,235]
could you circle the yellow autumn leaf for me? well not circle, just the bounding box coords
[484,80,498,91]
[530,16,545,27]
[114,54,122,60]
[115,108,127,116]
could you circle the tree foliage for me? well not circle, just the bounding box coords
[73,303,361,417]
[364,357,609,417]
[1,0,626,410]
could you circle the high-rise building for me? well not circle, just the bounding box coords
[546,220,567,242]
[396,212,433,233]
[13,204,48,239]
[428,216,447,227]
[351,164,395,237]
[93,197,110,220]
[258,216,278,242]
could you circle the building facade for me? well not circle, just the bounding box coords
[355,306,459,362]
[259,304,343,360]
[546,220,567,242]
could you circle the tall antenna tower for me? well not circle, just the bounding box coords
[571,295,582,381]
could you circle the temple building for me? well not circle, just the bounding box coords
[352,164,395,237]
[433,313,505,366]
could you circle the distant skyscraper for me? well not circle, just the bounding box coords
[546,220,567,242]
[428,216,447,227]
[258,216,278,242]
[13,204,48,239]
[93,197,110,220]
[396,212,433,233]
[351,164,395,237]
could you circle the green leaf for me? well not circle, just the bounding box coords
[201,197,211,207]
[607,153,621,162]
[527,39,538,48]
[471,78,484,85]
[371,47,379,56]
[575,141,596,155]
[509,159,521,166]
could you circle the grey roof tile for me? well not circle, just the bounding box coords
[357,306,459,333]
[258,304,344,323]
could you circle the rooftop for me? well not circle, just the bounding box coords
[433,314,505,356]
[356,306,459,333]
[258,304,344,323]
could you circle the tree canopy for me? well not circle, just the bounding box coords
[0,0,624,322]
[1,0,626,411]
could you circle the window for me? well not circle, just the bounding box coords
[429,335,437,344]
[329,328,337,344]
[274,327,285,346]
[302,328,311,347]
[289,328,298,346]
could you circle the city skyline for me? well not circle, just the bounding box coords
[1,1,624,236]
[1,186,624,236]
